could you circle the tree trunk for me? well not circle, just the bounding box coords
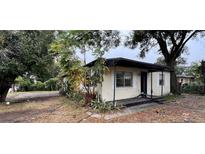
[170,70,179,94]
[0,79,14,102]
[166,62,180,94]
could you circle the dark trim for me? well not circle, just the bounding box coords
[141,72,147,95]
[85,57,170,72]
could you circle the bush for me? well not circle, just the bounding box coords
[182,82,205,94]
[16,77,33,91]
[91,97,113,113]
[85,93,96,105]
[45,78,60,91]
[16,76,61,91]
[30,81,46,91]
[67,91,84,103]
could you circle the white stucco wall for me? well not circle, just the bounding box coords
[96,66,171,102]
[100,67,142,102]
[147,72,170,96]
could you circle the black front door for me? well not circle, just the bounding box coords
[141,72,147,94]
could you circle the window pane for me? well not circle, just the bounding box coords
[125,79,132,86]
[116,78,124,87]
[124,72,131,79]
[116,72,124,87]
[116,72,123,79]
[124,72,132,87]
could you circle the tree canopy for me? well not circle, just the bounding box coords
[125,30,203,93]
[51,30,120,95]
[0,30,55,102]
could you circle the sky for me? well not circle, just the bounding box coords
[77,32,205,66]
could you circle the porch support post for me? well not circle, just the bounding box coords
[151,71,153,99]
[113,61,116,107]
[161,70,164,96]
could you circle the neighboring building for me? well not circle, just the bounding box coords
[177,75,194,86]
[85,58,171,103]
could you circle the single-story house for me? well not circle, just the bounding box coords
[85,58,171,105]
[177,75,194,86]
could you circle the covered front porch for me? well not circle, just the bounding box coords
[110,58,170,107]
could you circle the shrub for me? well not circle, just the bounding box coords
[31,81,46,91]
[91,97,113,113]
[67,91,84,103]
[16,76,62,91]
[182,82,205,94]
[45,78,60,91]
[16,77,33,91]
[85,93,96,105]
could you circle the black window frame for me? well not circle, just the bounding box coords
[116,72,133,87]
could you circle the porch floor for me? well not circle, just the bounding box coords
[116,96,165,107]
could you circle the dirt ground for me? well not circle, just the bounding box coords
[0,97,89,123]
[0,94,205,123]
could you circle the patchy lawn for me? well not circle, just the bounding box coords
[0,94,205,123]
[0,97,89,123]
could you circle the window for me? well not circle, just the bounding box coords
[116,72,124,87]
[116,72,133,87]
[159,74,165,86]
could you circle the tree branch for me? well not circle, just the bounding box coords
[170,32,177,46]
[179,30,199,51]
[174,30,199,59]
[171,31,187,60]
[170,32,177,53]
[156,32,169,61]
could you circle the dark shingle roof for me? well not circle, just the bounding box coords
[85,57,170,72]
